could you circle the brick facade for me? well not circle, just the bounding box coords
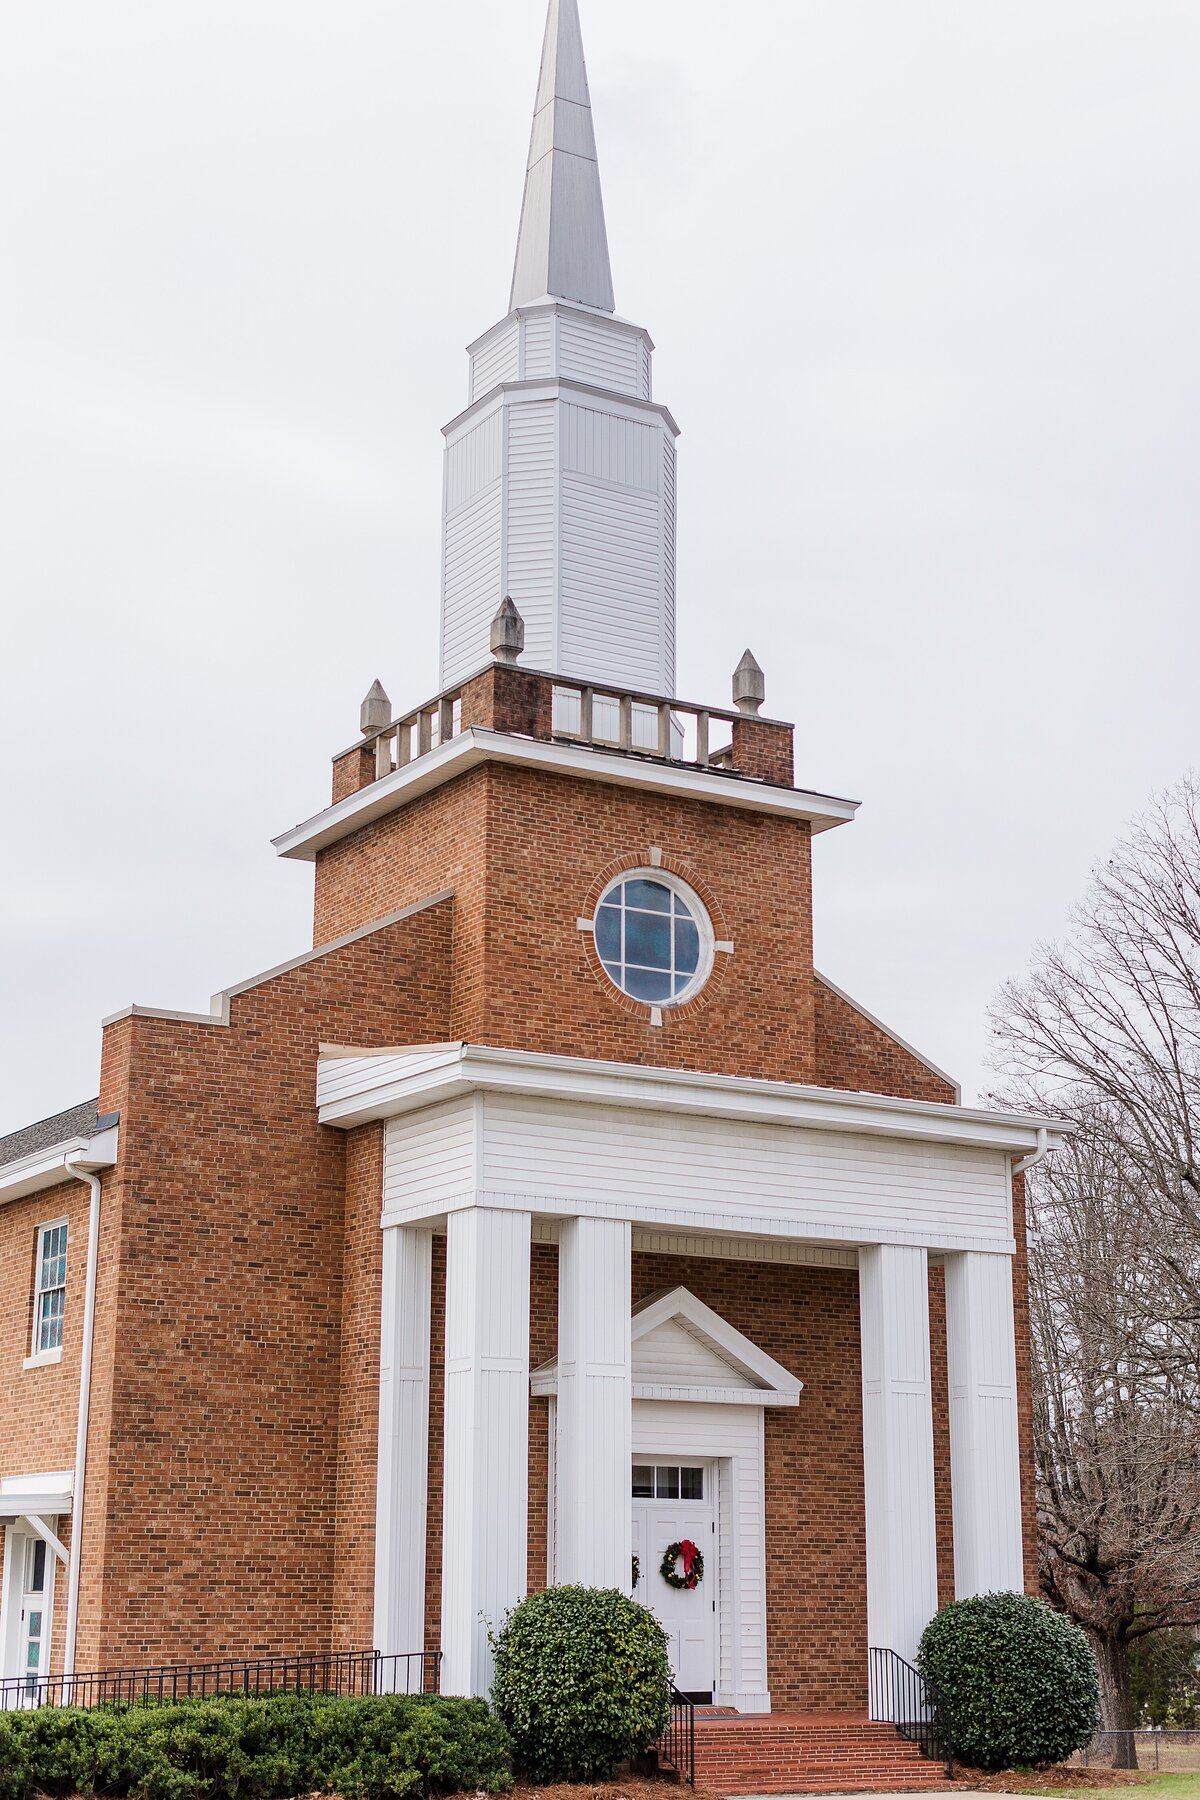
[1,735,1038,1705]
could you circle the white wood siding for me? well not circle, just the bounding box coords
[859,1246,939,1667]
[635,1320,753,1389]
[944,1252,1024,1597]
[470,322,520,402]
[555,1218,632,1587]
[383,1100,476,1213]
[441,482,503,686]
[559,472,667,690]
[473,1094,1012,1250]
[522,311,555,378]
[558,312,643,396]
[445,411,503,516]
[662,438,677,692]
[441,1207,530,1696]
[562,404,659,491]
[505,399,557,670]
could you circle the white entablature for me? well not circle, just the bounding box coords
[439,0,678,697]
[316,1041,1068,1256]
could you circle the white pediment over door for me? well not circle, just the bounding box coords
[531,1285,802,1408]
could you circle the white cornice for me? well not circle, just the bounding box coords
[0,1126,119,1208]
[442,377,680,443]
[467,301,655,358]
[315,1039,1070,1156]
[274,728,858,862]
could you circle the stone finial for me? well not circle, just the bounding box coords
[491,596,525,665]
[733,649,765,716]
[360,679,391,736]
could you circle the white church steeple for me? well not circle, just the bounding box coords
[438,0,679,698]
[510,0,615,314]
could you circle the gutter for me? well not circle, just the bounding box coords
[50,1122,117,1694]
[1012,1126,1050,1177]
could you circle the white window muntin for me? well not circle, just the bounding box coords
[33,1220,68,1356]
[593,869,715,1008]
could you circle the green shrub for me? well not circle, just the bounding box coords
[490,1585,670,1781]
[0,1691,512,1800]
[918,1592,1099,1771]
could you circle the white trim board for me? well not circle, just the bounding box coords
[0,1128,118,1208]
[316,1039,1067,1155]
[274,729,859,862]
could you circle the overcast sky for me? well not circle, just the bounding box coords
[1,0,1197,1134]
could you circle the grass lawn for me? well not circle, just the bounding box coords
[995,1776,1200,1799]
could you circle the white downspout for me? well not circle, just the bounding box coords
[61,1154,102,1693]
[1012,1126,1049,1177]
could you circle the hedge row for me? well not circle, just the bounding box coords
[0,1692,513,1800]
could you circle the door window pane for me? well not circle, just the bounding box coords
[631,1465,653,1497]
[26,1538,47,1594]
[654,1465,680,1499]
[680,1466,704,1500]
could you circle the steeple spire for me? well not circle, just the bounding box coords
[510,0,615,315]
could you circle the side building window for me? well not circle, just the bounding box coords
[33,1221,68,1355]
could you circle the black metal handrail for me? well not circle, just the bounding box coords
[868,1645,953,1779]
[0,1647,440,1713]
[655,1684,696,1786]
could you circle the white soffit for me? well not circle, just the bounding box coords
[273,729,859,862]
[315,1040,1068,1156]
[0,1126,118,1208]
[0,1473,74,1519]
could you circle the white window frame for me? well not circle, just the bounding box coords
[28,1219,68,1367]
[592,868,715,1009]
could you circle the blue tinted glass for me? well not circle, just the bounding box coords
[595,904,621,963]
[624,879,672,913]
[624,965,672,1002]
[625,909,671,970]
[675,919,700,975]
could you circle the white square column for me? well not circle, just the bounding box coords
[441,1207,531,1697]
[374,1227,433,1667]
[944,1251,1025,1597]
[555,1217,632,1587]
[859,1244,939,1667]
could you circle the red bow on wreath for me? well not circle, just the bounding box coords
[679,1539,700,1578]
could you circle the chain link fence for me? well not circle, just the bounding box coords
[1079,1730,1200,1771]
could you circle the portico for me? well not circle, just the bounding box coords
[318,1041,1061,1708]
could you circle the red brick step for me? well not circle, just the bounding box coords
[690,1711,955,1796]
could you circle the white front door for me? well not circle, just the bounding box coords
[631,1462,716,1701]
[1,1530,54,1701]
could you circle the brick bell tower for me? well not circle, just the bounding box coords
[266,0,1036,1715]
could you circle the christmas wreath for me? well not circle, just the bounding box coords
[660,1538,704,1590]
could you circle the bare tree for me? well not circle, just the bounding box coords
[1026,1110,1200,1757]
[992,776,1200,1756]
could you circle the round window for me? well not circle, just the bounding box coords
[593,871,714,1006]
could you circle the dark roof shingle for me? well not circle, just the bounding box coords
[0,1099,101,1169]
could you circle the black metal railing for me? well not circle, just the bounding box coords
[868,1646,953,1779]
[655,1684,696,1786]
[0,1648,440,1714]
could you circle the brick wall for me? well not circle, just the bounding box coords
[0,1177,93,1679]
[74,900,452,1668]
[813,976,956,1103]
[314,764,817,1085]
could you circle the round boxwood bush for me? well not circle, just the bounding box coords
[490,1585,671,1780]
[918,1592,1099,1771]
